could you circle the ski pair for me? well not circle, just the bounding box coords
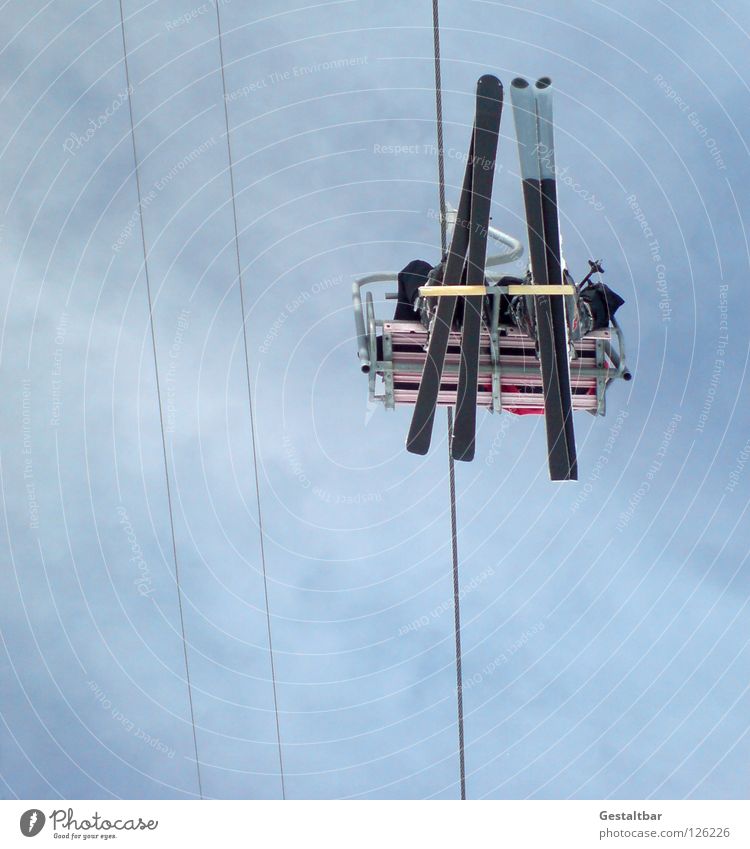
[406,75,503,461]
[510,77,578,481]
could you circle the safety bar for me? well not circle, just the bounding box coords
[419,284,577,297]
[353,273,397,372]
[444,204,523,269]
[608,317,632,381]
[353,275,630,382]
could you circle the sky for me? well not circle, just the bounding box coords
[1,0,750,800]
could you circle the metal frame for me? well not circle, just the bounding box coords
[352,219,522,373]
[443,204,524,276]
[353,280,630,414]
[352,212,630,414]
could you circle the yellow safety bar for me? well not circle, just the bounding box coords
[419,284,577,297]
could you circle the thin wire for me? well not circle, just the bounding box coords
[431,0,467,802]
[432,5,447,254]
[214,0,286,800]
[117,1,203,799]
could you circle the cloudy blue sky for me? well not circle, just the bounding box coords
[1,0,749,800]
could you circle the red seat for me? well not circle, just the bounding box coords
[381,321,609,412]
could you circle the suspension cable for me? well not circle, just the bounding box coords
[117,1,203,799]
[213,1,286,799]
[431,0,467,802]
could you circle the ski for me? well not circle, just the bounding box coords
[406,79,485,455]
[451,78,503,462]
[510,77,577,481]
[534,78,577,479]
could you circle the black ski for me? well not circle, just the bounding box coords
[510,76,577,481]
[406,79,489,455]
[451,78,503,462]
[535,78,577,478]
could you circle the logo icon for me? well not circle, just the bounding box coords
[20,810,46,837]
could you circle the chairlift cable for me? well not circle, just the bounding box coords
[117,0,204,800]
[431,0,467,802]
[214,0,287,800]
